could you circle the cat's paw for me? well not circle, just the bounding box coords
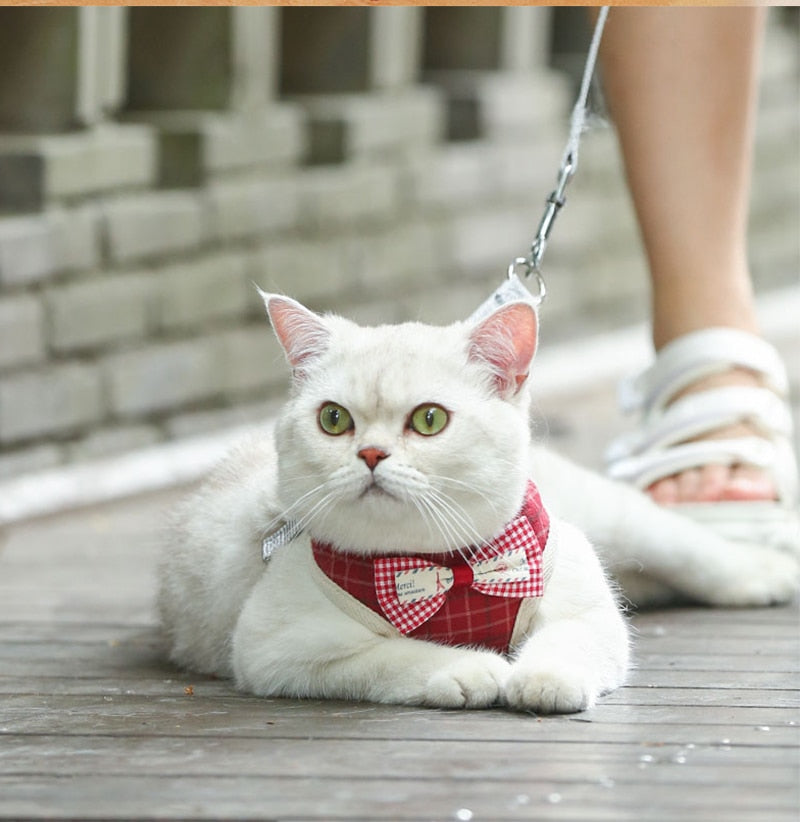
[704,546,799,607]
[504,663,597,714]
[423,653,511,709]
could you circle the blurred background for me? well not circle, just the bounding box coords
[0,6,797,484]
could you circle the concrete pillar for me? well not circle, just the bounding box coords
[279,7,439,165]
[231,7,279,111]
[423,7,551,74]
[0,8,80,133]
[279,6,422,94]
[280,7,370,95]
[125,7,232,111]
[421,6,561,142]
[370,7,423,91]
[501,7,552,72]
[0,7,127,131]
[0,7,154,214]
[550,7,594,82]
[76,7,128,126]
[122,7,302,188]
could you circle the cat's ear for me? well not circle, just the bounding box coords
[468,302,538,397]
[258,290,330,377]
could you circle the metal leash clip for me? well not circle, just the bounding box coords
[507,150,576,307]
[529,151,576,273]
[506,6,609,302]
[507,257,546,305]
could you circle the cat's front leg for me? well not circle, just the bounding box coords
[504,521,630,714]
[231,568,511,708]
[422,651,512,708]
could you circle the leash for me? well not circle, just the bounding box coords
[472,6,610,323]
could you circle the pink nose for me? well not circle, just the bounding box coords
[358,447,389,471]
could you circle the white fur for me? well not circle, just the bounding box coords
[158,298,798,714]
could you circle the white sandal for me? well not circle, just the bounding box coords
[605,327,799,552]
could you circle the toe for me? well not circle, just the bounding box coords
[721,465,777,502]
[648,463,776,505]
[648,477,680,505]
[694,464,729,502]
[675,467,703,503]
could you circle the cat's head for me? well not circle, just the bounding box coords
[263,293,539,555]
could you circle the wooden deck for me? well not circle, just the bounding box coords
[1,486,798,822]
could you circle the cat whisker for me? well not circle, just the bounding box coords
[290,485,346,534]
[410,490,455,548]
[429,473,509,523]
[416,494,464,554]
[260,480,335,539]
[408,496,444,549]
[424,489,488,559]
[426,486,481,537]
[292,468,375,535]
[433,475,502,513]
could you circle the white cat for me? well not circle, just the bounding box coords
[158,295,798,714]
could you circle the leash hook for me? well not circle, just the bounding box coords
[508,6,609,298]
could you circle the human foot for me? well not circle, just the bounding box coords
[606,327,795,516]
[646,368,779,505]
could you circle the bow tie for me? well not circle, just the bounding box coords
[374,512,544,635]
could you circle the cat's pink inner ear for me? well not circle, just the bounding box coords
[468,302,538,396]
[265,295,330,373]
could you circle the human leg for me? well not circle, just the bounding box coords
[596,7,779,505]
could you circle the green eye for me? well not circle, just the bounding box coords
[410,404,449,436]
[318,403,354,436]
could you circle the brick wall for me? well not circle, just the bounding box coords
[0,7,797,479]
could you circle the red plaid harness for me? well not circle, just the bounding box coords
[311,482,550,654]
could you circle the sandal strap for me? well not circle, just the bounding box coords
[607,436,776,490]
[618,327,789,414]
[607,437,798,508]
[608,434,798,506]
[607,327,798,508]
[606,385,794,462]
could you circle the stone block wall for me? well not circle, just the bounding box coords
[0,7,797,479]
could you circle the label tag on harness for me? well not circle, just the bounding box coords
[468,272,541,325]
[262,519,303,561]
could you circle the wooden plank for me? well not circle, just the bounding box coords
[2,735,797,783]
[2,695,798,746]
[3,650,794,680]
[0,675,230,699]
[0,636,168,679]
[3,638,795,670]
[1,668,796,701]
[631,636,799,656]
[634,618,800,638]
[3,620,797,656]
[626,668,799,690]
[2,674,797,701]
[632,653,799,673]
[3,691,798,729]
[602,687,799,708]
[0,627,796,677]
[632,605,799,628]
[2,671,797,707]
[0,773,796,822]
[0,621,155,642]
[0,602,795,641]
[2,733,795,770]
